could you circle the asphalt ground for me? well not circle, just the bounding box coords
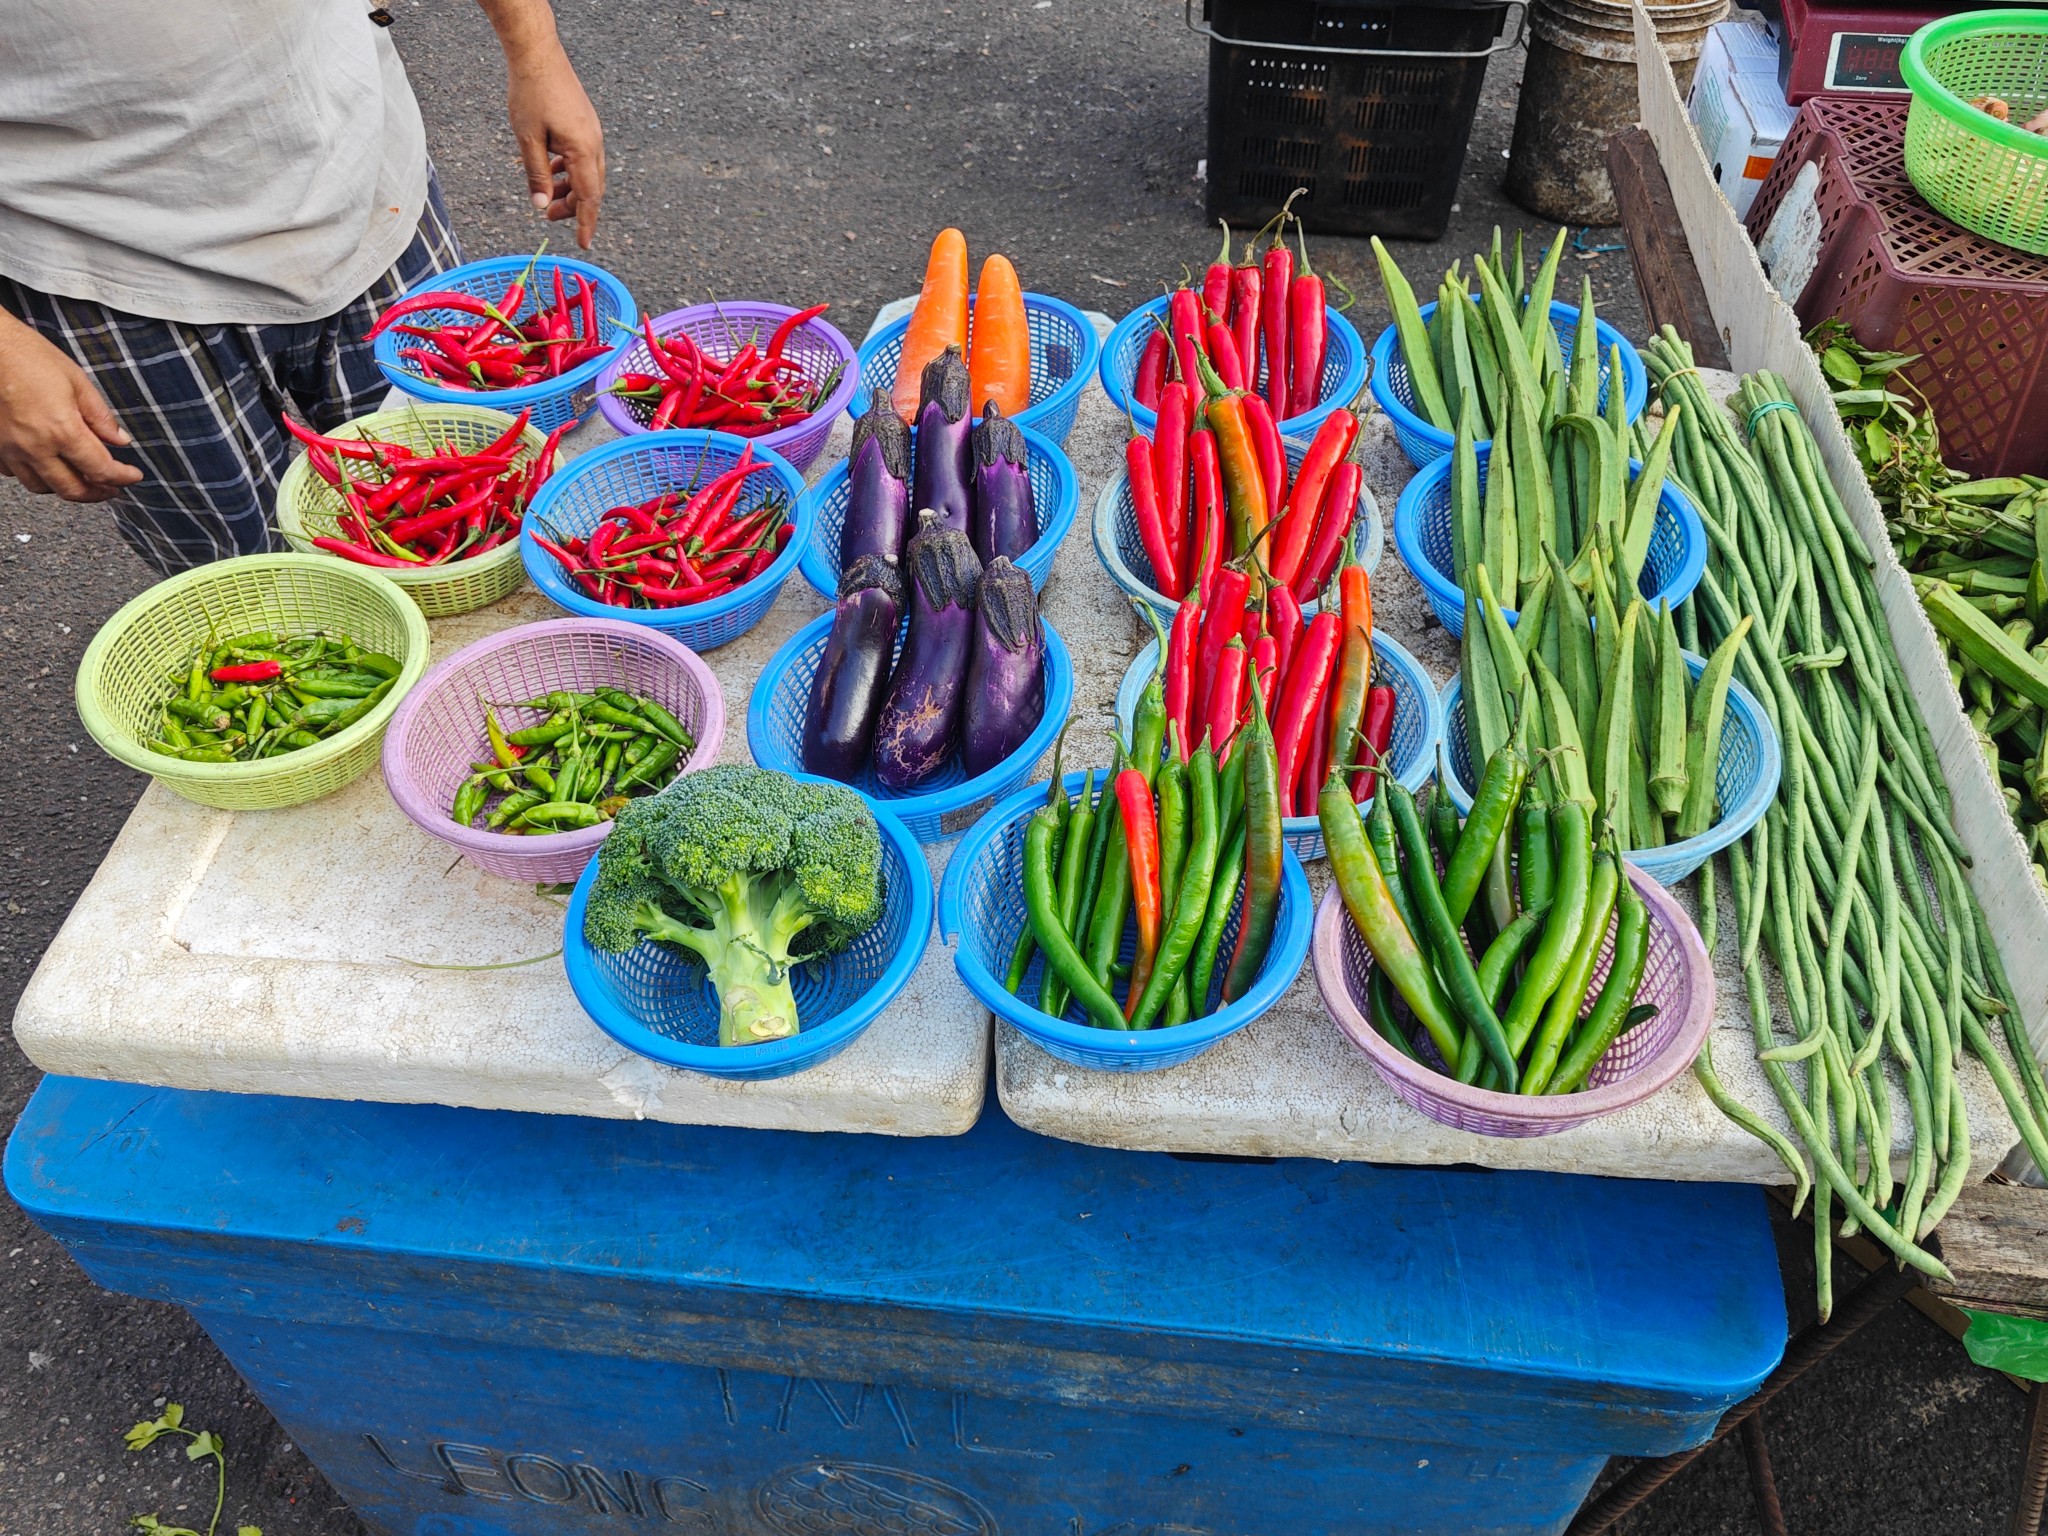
[0,2,2030,1530]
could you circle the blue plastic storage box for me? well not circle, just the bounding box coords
[9,1078,1785,1536]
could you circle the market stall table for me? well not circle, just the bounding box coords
[7,1073,1787,1536]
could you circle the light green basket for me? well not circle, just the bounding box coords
[77,553,433,810]
[1902,11,2048,256]
[274,404,545,618]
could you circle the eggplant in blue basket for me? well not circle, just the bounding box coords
[874,510,981,790]
[961,556,1045,778]
[969,402,1036,565]
[801,556,905,783]
[840,390,913,569]
[911,345,973,536]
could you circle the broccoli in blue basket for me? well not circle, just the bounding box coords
[583,765,884,1045]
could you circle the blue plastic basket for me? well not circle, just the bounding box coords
[522,430,810,652]
[372,255,635,433]
[561,788,932,1081]
[797,420,1079,600]
[1113,628,1441,863]
[1369,301,1649,470]
[939,771,1313,1072]
[746,611,1076,844]
[855,293,1100,448]
[1437,659,1781,884]
[1393,442,1707,636]
[1094,433,1384,621]
[1098,295,1367,441]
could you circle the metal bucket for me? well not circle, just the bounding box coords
[1504,0,1727,222]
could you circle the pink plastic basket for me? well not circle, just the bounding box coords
[1311,866,1713,1137]
[594,302,859,473]
[381,618,724,883]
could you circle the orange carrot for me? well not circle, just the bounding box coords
[892,228,970,422]
[967,254,1032,419]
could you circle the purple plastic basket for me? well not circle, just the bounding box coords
[381,618,725,883]
[1310,865,1713,1136]
[595,302,859,473]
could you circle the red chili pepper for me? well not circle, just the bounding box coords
[281,417,381,460]
[1194,565,1251,732]
[766,303,829,358]
[1286,225,1328,421]
[1230,261,1263,394]
[1168,287,1206,390]
[1134,327,1169,411]
[1205,636,1247,762]
[1269,408,1358,589]
[1241,394,1286,528]
[670,454,765,546]
[209,660,283,684]
[577,277,597,351]
[1272,611,1339,815]
[1300,671,1334,810]
[1298,460,1362,601]
[311,536,415,569]
[742,523,794,582]
[1268,587,1303,700]
[1119,430,1178,603]
[1247,635,1278,736]
[1202,221,1234,325]
[1239,601,1264,652]
[699,504,777,557]
[1355,685,1398,804]
[365,290,502,341]
[1206,322,1247,392]
[1260,235,1293,421]
[1190,428,1225,600]
[382,483,494,545]
[1115,767,1164,1019]
[1164,592,1199,762]
[1152,382,1191,582]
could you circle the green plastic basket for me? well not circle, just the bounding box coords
[1902,11,2048,255]
[77,553,432,810]
[274,404,545,618]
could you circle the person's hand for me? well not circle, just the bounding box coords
[0,312,142,503]
[485,1,605,248]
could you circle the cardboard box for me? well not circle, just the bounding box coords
[1688,16,1799,216]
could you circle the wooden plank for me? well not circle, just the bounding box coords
[1605,126,1732,371]
[1927,1182,2048,1318]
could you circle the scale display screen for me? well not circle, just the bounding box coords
[1825,31,1913,91]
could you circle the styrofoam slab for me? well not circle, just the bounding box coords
[13,409,989,1137]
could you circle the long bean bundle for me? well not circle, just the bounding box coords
[1647,331,2048,1316]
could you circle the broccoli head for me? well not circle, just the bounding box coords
[582,765,885,1046]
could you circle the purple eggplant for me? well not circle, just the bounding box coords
[969,402,1037,565]
[874,510,982,790]
[801,556,905,782]
[911,345,973,536]
[961,557,1046,778]
[840,389,913,570]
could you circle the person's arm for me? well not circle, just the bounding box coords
[0,310,142,503]
[477,0,605,249]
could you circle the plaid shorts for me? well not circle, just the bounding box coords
[0,171,464,574]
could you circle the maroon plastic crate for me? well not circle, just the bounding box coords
[1746,95,2048,477]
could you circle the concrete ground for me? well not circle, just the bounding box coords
[0,1,2029,1530]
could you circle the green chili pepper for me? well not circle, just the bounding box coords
[148,740,234,763]
[1132,744,1219,1029]
[1156,738,1189,919]
[1389,778,1519,1089]
[488,788,547,828]
[1220,676,1284,1005]
[291,673,384,699]
[1441,741,1527,925]
[637,699,695,750]
[507,718,576,749]
[514,800,607,829]
[1499,797,1593,1059]
[1007,762,1076,996]
[1520,848,1622,1094]
[1041,770,1098,1016]
[1368,967,1422,1061]
[1321,773,1467,1068]
[321,678,394,735]
[452,780,488,828]
[1547,876,1651,1094]
[1188,822,1246,1014]
[1516,799,1553,913]
[1026,806,1126,1031]
[1430,779,1462,872]
[1066,748,1124,1003]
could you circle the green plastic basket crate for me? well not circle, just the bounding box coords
[274,404,545,618]
[77,553,432,811]
[1902,11,2048,255]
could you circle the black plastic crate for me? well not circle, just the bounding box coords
[1196,0,1523,239]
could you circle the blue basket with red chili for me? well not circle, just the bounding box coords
[940,772,1314,1073]
[371,255,636,434]
[522,430,811,652]
[856,293,1100,449]
[561,792,932,1081]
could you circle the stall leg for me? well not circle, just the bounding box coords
[1568,1264,1918,1535]
[1740,1414,1788,1536]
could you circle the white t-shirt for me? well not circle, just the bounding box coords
[0,0,429,326]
